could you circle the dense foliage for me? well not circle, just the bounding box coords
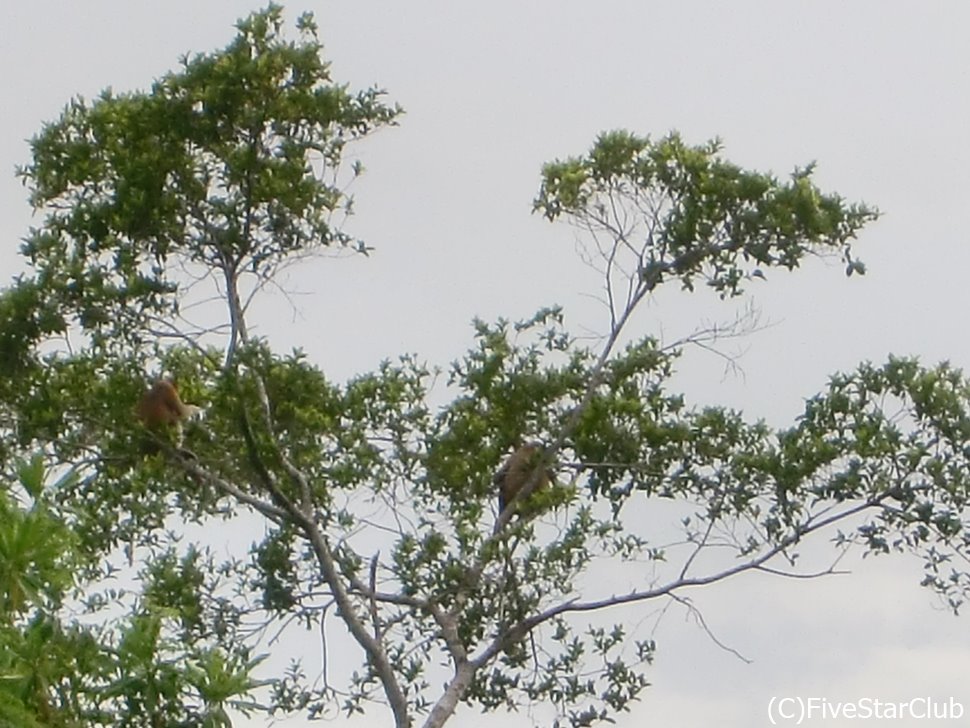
[3,6,970,728]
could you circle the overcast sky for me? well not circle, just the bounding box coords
[2,2,969,726]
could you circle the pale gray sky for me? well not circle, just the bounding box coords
[2,2,969,726]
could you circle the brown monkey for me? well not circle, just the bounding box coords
[494,442,552,514]
[136,379,203,447]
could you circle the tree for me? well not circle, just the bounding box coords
[0,458,267,728]
[2,5,970,727]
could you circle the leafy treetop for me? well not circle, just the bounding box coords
[5,8,970,728]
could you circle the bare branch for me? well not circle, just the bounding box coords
[668,593,751,664]
[474,495,887,670]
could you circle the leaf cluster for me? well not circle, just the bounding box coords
[535,130,877,298]
[11,3,400,352]
[7,6,970,728]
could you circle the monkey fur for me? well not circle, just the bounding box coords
[136,379,203,448]
[494,443,552,515]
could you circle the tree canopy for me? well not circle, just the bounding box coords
[3,6,970,728]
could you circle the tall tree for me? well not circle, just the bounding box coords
[3,6,970,728]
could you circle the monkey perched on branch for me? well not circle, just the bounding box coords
[136,379,203,448]
[494,442,554,516]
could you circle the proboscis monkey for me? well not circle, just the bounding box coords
[494,442,552,515]
[136,379,203,447]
